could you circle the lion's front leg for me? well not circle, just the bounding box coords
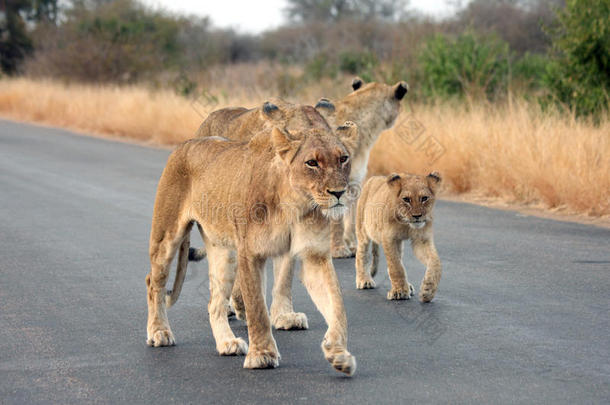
[382,239,414,300]
[330,218,353,258]
[300,252,356,376]
[238,251,280,369]
[207,244,248,356]
[412,237,442,302]
[270,254,308,330]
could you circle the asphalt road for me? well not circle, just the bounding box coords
[1,120,609,404]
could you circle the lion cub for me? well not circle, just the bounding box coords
[355,172,442,302]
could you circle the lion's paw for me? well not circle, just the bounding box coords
[234,307,246,321]
[273,312,309,330]
[243,349,280,369]
[326,351,357,376]
[147,329,176,347]
[356,277,376,289]
[218,338,248,356]
[332,244,355,259]
[387,283,415,300]
[419,282,437,303]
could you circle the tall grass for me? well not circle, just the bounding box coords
[1,77,608,217]
[370,100,610,216]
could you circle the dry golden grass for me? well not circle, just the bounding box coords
[0,78,205,144]
[1,77,608,217]
[370,100,610,217]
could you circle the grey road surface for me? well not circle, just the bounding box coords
[1,120,609,404]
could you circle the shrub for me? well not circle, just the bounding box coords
[304,53,337,80]
[543,0,610,118]
[512,53,550,91]
[418,31,510,101]
[26,0,183,83]
[338,50,378,80]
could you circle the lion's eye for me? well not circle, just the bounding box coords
[339,155,349,164]
[403,197,411,204]
[305,159,318,167]
[421,196,429,203]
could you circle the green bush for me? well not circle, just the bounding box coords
[418,31,510,101]
[338,50,377,81]
[27,0,184,82]
[543,0,610,117]
[512,53,550,91]
[304,53,337,80]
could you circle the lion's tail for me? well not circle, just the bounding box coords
[165,233,193,308]
[188,247,207,262]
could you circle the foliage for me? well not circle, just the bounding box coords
[543,0,609,117]
[512,52,550,90]
[0,0,58,74]
[304,53,337,80]
[26,0,184,82]
[285,0,405,22]
[418,31,510,101]
[338,50,377,80]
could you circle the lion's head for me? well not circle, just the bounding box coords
[271,121,358,219]
[260,99,332,134]
[388,172,442,229]
[315,77,408,136]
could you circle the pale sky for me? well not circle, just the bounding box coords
[142,0,464,33]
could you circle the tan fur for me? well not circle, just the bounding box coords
[145,109,357,375]
[195,98,331,140]
[355,172,442,302]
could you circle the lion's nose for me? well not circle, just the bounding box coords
[327,189,346,199]
[412,214,423,219]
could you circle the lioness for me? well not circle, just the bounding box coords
[146,110,358,375]
[355,172,442,302]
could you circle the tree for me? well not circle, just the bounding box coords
[454,0,563,54]
[543,0,609,117]
[285,0,406,23]
[1,0,59,73]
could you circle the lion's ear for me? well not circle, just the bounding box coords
[394,81,408,100]
[426,171,442,194]
[352,77,363,91]
[387,173,401,184]
[271,127,296,161]
[314,98,335,119]
[336,121,358,154]
[262,101,283,121]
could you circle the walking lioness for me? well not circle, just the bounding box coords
[146,108,358,375]
[355,172,442,302]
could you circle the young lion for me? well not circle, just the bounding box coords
[355,172,442,302]
[146,115,358,375]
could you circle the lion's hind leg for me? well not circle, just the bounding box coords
[270,254,308,330]
[146,216,191,347]
[370,242,379,277]
[207,243,248,356]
